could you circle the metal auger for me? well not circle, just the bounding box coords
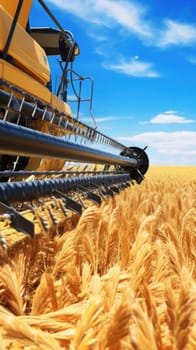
[0,120,148,173]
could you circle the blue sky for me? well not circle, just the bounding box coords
[30,0,196,165]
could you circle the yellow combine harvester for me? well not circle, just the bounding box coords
[0,0,149,243]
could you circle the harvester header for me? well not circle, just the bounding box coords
[0,0,149,243]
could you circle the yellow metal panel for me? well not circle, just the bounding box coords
[0,0,33,29]
[0,59,72,118]
[51,93,72,117]
[0,59,51,104]
[0,6,50,84]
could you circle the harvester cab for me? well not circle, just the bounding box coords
[30,27,79,62]
[30,26,81,101]
[0,0,149,240]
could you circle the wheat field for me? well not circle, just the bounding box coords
[0,166,195,349]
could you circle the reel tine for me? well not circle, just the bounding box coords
[77,185,102,205]
[86,191,102,205]
[0,201,34,237]
[54,190,82,214]
[110,185,120,194]
[99,185,114,198]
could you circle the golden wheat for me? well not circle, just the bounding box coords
[0,166,195,349]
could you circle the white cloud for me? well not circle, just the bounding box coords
[89,34,109,43]
[103,57,159,78]
[82,116,119,123]
[118,131,196,165]
[157,20,196,47]
[48,0,91,21]
[118,131,196,159]
[94,45,111,58]
[82,115,133,124]
[48,0,152,37]
[48,1,196,50]
[164,110,178,114]
[95,0,151,37]
[150,111,195,124]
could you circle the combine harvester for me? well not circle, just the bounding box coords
[0,0,149,245]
